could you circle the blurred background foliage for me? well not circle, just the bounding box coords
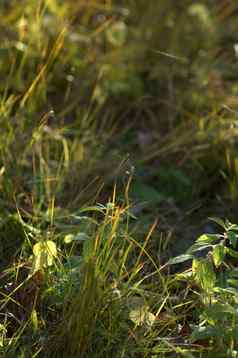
[0,0,238,227]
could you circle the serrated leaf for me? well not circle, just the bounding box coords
[167,254,193,265]
[212,244,225,268]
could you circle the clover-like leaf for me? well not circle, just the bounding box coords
[129,305,155,327]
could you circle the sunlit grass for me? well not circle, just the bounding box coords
[1,1,238,357]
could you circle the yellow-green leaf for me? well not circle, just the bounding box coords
[129,305,155,327]
[212,244,225,268]
[32,240,57,272]
[31,309,38,332]
[192,258,216,293]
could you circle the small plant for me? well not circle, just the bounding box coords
[168,218,238,356]
[46,199,158,357]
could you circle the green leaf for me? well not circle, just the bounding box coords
[79,205,105,214]
[208,217,226,229]
[187,242,213,254]
[212,244,225,268]
[167,254,193,265]
[130,181,165,204]
[129,305,155,327]
[191,326,223,342]
[227,231,237,248]
[63,256,83,273]
[31,309,38,333]
[106,21,127,47]
[227,247,238,260]
[227,278,238,287]
[214,286,238,295]
[64,232,89,244]
[227,224,238,232]
[197,234,219,243]
[203,303,235,321]
[83,237,94,262]
[64,234,74,244]
[187,234,219,254]
[32,240,57,273]
[192,258,216,293]
[228,269,238,278]
[0,323,7,347]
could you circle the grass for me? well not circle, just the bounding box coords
[1,1,238,357]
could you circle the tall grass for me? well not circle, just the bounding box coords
[1,1,238,357]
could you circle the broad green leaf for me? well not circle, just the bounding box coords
[227,231,237,248]
[187,234,219,254]
[187,242,213,254]
[214,286,238,295]
[227,278,238,287]
[64,232,88,244]
[167,254,193,265]
[203,303,235,321]
[227,224,238,232]
[191,326,223,342]
[208,217,226,229]
[197,234,218,243]
[228,269,238,278]
[231,326,238,341]
[192,258,216,293]
[227,247,238,260]
[212,244,225,268]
